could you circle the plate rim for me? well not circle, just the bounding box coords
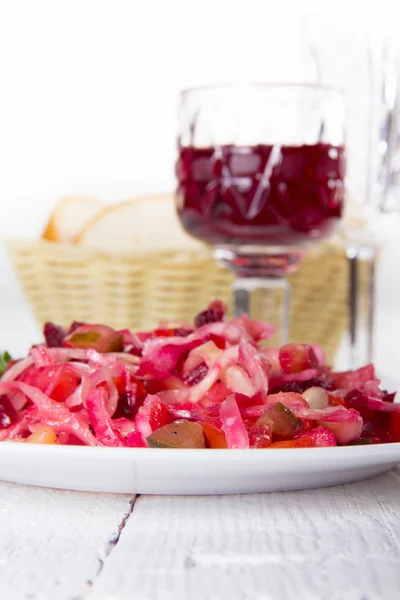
[1,440,400,462]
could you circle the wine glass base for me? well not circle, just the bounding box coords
[213,245,303,344]
[213,245,306,278]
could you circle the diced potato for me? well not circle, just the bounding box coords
[302,387,329,410]
[25,426,59,444]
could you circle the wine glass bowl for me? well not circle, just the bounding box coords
[175,83,346,338]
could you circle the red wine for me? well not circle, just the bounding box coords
[176,144,345,247]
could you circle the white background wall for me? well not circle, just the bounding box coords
[0,0,400,377]
[0,0,398,238]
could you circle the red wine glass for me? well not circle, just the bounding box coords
[176,83,345,341]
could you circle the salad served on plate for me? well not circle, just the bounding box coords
[0,300,399,449]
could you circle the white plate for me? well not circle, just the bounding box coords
[0,442,399,494]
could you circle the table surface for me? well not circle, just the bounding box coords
[1,468,400,600]
[1,243,400,600]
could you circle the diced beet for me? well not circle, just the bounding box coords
[202,382,232,406]
[234,392,264,413]
[126,346,142,357]
[344,389,397,444]
[268,379,305,394]
[359,415,392,444]
[307,378,335,391]
[308,426,337,447]
[208,333,227,349]
[148,401,170,432]
[344,389,380,426]
[43,322,66,348]
[114,391,136,421]
[183,362,208,386]
[19,364,80,404]
[50,365,81,403]
[268,377,335,395]
[382,390,396,403]
[389,412,400,442]
[0,396,18,429]
[194,300,226,328]
[332,364,375,390]
[360,419,373,438]
[344,389,368,411]
[137,339,198,379]
[113,372,130,396]
[114,374,147,404]
[135,379,148,402]
[369,412,392,444]
[126,430,147,447]
[65,434,86,446]
[279,343,318,374]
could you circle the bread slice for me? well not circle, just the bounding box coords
[42,196,104,243]
[74,194,204,252]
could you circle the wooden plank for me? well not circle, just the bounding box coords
[0,481,135,600]
[89,468,400,600]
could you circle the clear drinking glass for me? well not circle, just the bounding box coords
[300,16,400,367]
[175,83,346,342]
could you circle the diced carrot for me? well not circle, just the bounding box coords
[270,436,312,448]
[202,422,228,449]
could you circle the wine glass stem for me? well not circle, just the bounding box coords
[347,248,358,366]
[346,244,376,368]
[233,277,291,345]
[366,248,376,364]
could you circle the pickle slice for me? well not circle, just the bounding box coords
[255,402,303,441]
[147,421,205,449]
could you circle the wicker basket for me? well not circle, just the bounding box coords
[5,238,353,363]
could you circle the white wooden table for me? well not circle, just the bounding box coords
[1,470,400,600]
[1,243,400,600]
